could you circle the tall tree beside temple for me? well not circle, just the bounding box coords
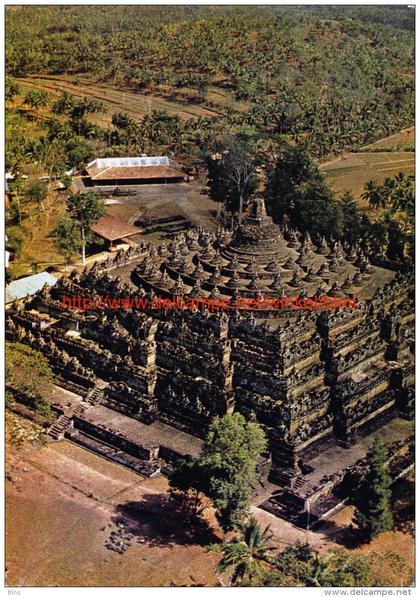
[206,135,259,225]
[265,145,343,237]
[170,412,267,534]
[66,191,105,265]
[353,435,394,541]
[201,412,267,533]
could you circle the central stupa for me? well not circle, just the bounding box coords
[222,194,290,263]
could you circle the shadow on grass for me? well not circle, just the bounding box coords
[112,493,218,549]
[315,476,415,547]
[392,476,415,537]
[315,517,368,549]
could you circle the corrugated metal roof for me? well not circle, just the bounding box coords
[87,156,177,169]
[85,156,184,182]
[6,271,58,304]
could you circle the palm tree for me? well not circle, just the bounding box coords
[52,91,76,116]
[362,180,387,210]
[23,90,49,116]
[210,517,277,585]
[388,173,414,216]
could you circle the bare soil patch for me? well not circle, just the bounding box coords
[361,127,414,150]
[6,439,414,587]
[104,182,218,242]
[6,440,217,587]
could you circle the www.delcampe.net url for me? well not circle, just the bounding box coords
[323,588,412,596]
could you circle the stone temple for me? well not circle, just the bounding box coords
[6,194,414,527]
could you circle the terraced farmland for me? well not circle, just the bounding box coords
[321,148,414,205]
[360,126,414,151]
[14,75,240,125]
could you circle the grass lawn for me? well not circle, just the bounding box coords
[7,187,68,279]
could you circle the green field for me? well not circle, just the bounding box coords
[322,148,414,205]
[360,127,414,151]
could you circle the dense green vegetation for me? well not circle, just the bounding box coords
[65,190,105,265]
[206,135,260,223]
[264,145,413,261]
[170,412,267,534]
[210,518,411,586]
[353,435,394,541]
[5,6,414,277]
[6,341,56,422]
[6,6,414,160]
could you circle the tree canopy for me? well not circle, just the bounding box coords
[53,214,82,269]
[265,145,343,237]
[353,434,394,540]
[170,412,267,533]
[66,191,105,264]
[6,341,53,400]
[6,6,414,159]
[210,519,411,586]
[207,135,259,224]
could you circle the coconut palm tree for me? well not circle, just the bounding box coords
[210,517,277,585]
[23,89,49,117]
[362,180,387,210]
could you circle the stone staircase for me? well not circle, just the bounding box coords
[72,404,86,417]
[268,467,296,487]
[86,386,104,406]
[65,428,163,477]
[291,475,306,491]
[49,414,73,440]
[261,471,309,526]
[261,490,306,526]
[48,403,86,441]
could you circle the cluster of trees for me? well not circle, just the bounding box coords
[361,173,414,260]
[7,84,220,177]
[211,521,409,586]
[353,435,394,541]
[121,69,212,104]
[7,178,48,226]
[6,341,56,422]
[265,144,343,238]
[170,413,400,586]
[53,190,105,266]
[206,137,413,263]
[5,7,413,275]
[266,145,414,260]
[6,86,102,175]
[6,6,414,158]
[362,173,414,214]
